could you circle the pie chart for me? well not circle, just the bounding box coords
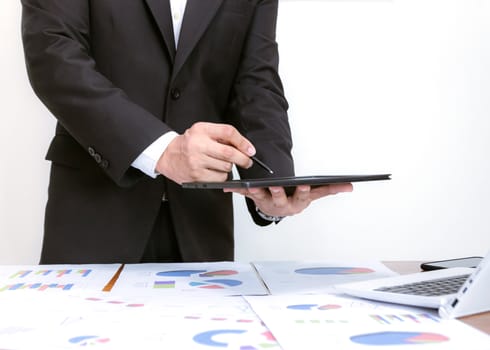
[287,304,342,311]
[199,270,238,277]
[156,269,239,277]
[189,279,243,289]
[156,270,206,277]
[69,335,110,346]
[193,329,247,347]
[193,329,276,349]
[295,267,374,275]
[350,331,450,345]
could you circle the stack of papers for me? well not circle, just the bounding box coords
[0,261,488,349]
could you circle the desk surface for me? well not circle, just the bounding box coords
[384,261,490,335]
[103,261,490,335]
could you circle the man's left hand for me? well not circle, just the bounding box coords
[223,183,353,218]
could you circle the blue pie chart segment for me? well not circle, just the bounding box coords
[286,303,342,311]
[193,329,247,347]
[189,279,243,289]
[350,331,450,345]
[68,335,110,345]
[156,270,207,277]
[206,279,242,287]
[287,304,318,310]
[69,335,98,344]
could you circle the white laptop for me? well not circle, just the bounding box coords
[334,251,490,319]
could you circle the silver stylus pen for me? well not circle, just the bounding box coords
[250,156,274,174]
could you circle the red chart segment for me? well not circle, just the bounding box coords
[198,270,239,277]
[350,332,450,345]
[189,279,243,289]
[287,304,342,311]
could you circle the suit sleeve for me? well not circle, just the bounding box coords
[226,0,295,225]
[21,0,171,187]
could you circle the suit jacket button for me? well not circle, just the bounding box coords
[94,154,102,163]
[88,147,95,156]
[171,88,181,100]
[100,159,109,169]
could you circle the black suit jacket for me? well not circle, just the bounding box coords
[21,0,294,264]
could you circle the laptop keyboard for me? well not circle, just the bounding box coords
[374,274,470,296]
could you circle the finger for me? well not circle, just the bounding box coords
[223,187,269,202]
[188,168,229,183]
[200,154,235,174]
[206,142,253,169]
[309,183,353,201]
[269,186,288,208]
[293,185,311,204]
[205,123,256,157]
[180,151,232,179]
[223,188,248,195]
[247,187,270,202]
[327,183,353,194]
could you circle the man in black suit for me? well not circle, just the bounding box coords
[21,0,352,264]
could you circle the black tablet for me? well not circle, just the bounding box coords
[182,174,391,192]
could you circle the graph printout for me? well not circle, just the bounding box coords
[0,264,121,293]
[0,292,278,350]
[245,294,490,350]
[252,260,397,294]
[111,262,268,296]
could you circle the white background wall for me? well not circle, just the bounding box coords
[1,0,489,265]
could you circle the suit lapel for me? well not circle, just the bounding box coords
[145,0,176,61]
[172,0,223,80]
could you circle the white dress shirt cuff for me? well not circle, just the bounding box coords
[131,131,179,178]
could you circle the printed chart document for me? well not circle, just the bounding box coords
[111,262,268,296]
[253,260,397,295]
[0,264,121,293]
[1,261,488,349]
[0,292,277,350]
[245,294,490,350]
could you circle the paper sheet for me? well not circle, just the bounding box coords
[253,260,397,294]
[0,264,120,293]
[111,262,268,296]
[245,294,490,350]
[1,262,488,349]
[0,292,278,350]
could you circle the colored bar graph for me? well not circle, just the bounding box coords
[386,315,404,323]
[4,283,24,291]
[9,270,32,279]
[38,283,74,291]
[154,281,175,289]
[370,315,391,325]
[403,314,421,323]
[0,283,74,292]
[35,270,53,276]
[77,269,92,277]
[56,270,72,278]
[58,283,75,291]
[24,283,43,290]
[419,313,440,323]
[369,313,440,325]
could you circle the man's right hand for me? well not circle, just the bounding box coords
[156,122,256,184]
